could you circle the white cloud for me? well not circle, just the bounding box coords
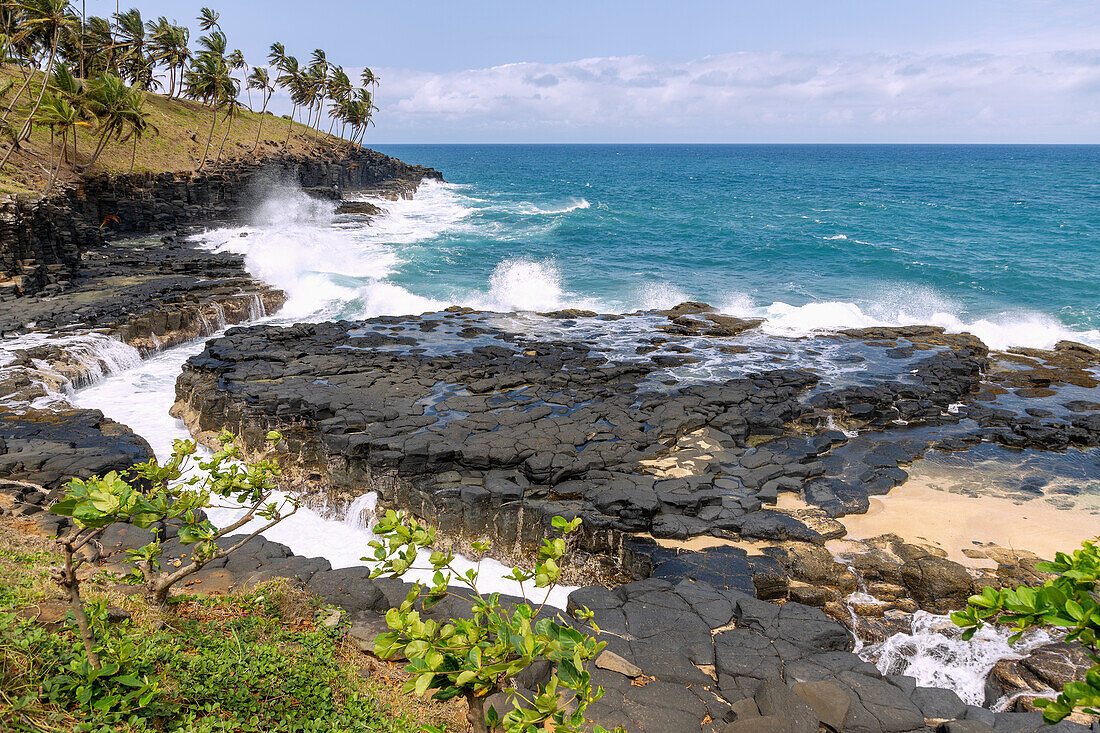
[328,49,1100,142]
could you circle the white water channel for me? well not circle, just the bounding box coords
[68,330,573,609]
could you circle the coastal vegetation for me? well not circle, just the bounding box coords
[0,523,462,731]
[7,430,617,731]
[953,538,1100,724]
[0,1,380,194]
[369,511,619,733]
[0,433,461,730]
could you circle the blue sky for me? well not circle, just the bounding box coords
[84,0,1100,142]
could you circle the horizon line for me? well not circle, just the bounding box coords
[368,141,1100,146]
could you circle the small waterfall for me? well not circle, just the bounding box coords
[343,492,378,531]
[825,413,859,438]
[62,334,143,388]
[211,301,227,329]
[249,293,267,320]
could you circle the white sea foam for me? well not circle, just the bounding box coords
[636,281,691,311]
[193,179,464,320]
[717,292,1100,351]
[468,257,571,313]
[71,338,575,608]
[514,197,591,215]
[865,611,1054,707]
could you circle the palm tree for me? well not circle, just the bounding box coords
[82,72,153,168]
[325,65,350,135]
[146,17,188,98]
[120,88,155,172]
[114,8,155,90]
[360,67,379,90]
[1,0,79,170]
[197,7,219,32]
[246,66,273,151]
[270,49,300,148]
[34,91,85,188]
[213,94,239,163]
[196,28,226,67]
[303,60,327,130]
[184,49,233,169]
[49,62,88,161]
[340,88,376,150]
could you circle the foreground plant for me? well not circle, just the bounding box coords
[367,512,618,733]
[49,430,296,666]
[952,538,1100,723]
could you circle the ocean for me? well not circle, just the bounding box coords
[202,144,1100,351]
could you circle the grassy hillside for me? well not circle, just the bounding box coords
[0,64,353,196]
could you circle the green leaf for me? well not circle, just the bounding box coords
[414,672,435,697]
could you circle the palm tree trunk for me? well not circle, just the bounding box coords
[0,31,59,170]
[283,103,296,148]
[252,95,269,152]
[216,109,234,163]
[52,128,67,186]
[2,67,36,122]
[198,108,217,170]
[129,133,137,172]
[44,127,55,192]
[85,128,113,168]
[17,30,60,142]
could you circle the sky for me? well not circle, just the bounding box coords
[84,0,1100,143]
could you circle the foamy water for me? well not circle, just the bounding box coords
[69,323,575,608]
[186,164,1099,351]
[865,611,1055,707]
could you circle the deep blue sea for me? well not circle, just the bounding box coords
[211,144,1100,351]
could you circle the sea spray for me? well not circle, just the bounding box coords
[472,257,569,312]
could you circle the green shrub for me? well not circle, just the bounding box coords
[952,538,1100,723]
[368,511,619,733]
[48,431,294,667]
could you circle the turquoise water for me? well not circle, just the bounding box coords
[206,144,1100,350]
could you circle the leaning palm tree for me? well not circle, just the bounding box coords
[245,66,273,151]
[213,94,239,163]
[114,8,154,90]
[82,72,151,168]
[325,65,351,135]
[118,88,155,172]
[0,0,79,170]
[303,60,327,129]
[360,67,379,90]
[196,28,226,67]
[33,92,82,190]
[184,50,233,169]
[49,62,88,161]
[273,54,300,148]
[146,17,189,98]
[197,7,219,32]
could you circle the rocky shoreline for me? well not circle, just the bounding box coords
[2,163,1099,731]
[165,305,1100,731]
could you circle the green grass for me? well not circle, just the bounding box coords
[0,521,465,732]
[0,63,356,196]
